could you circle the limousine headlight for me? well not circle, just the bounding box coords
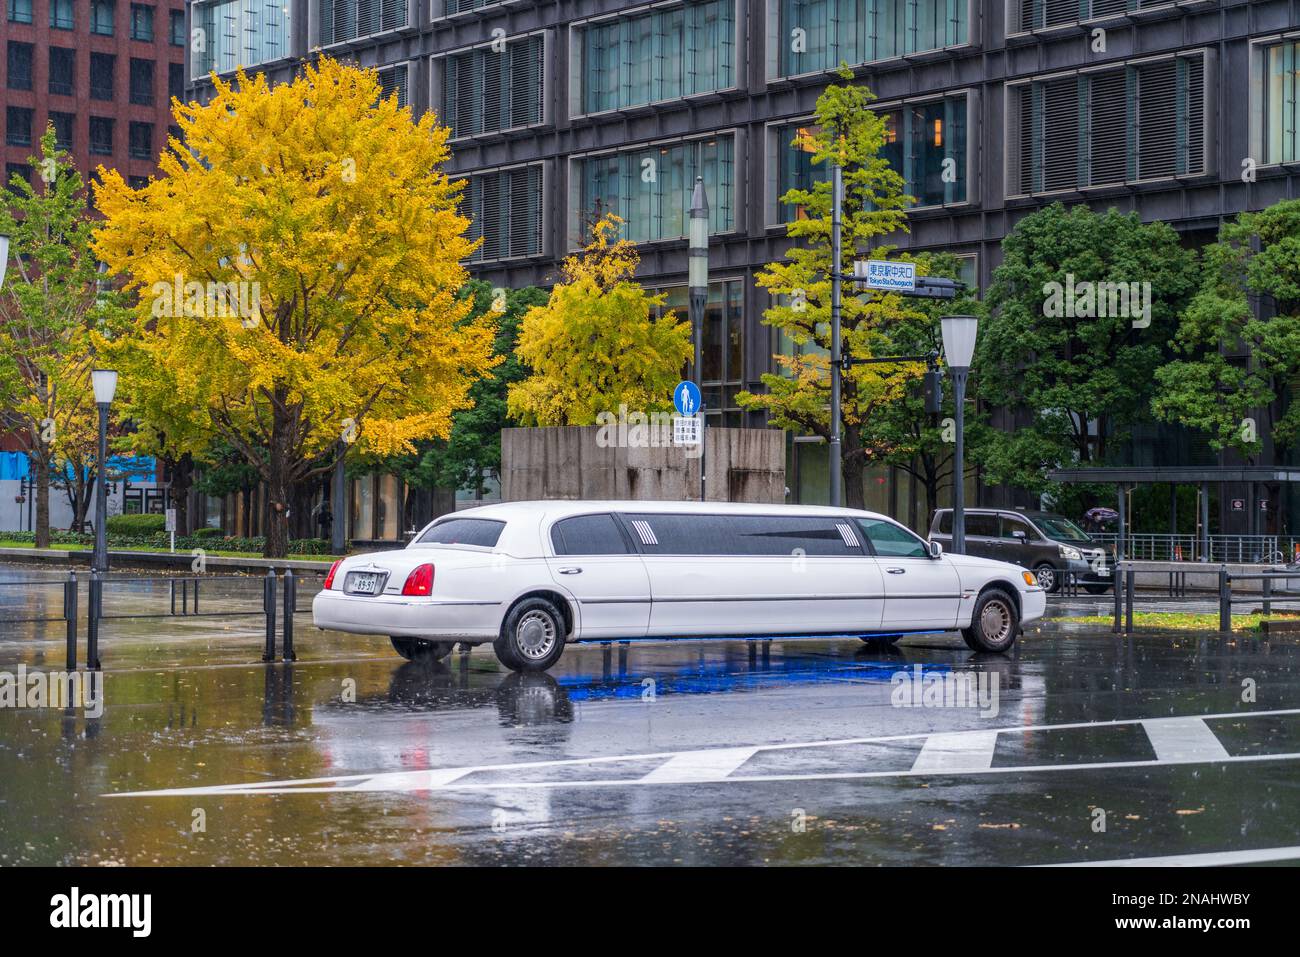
[1022,570,1038,587]
[1059,545,1083,561]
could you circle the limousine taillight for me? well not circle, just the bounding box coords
[323,560,343,590]
[400,563,435,597]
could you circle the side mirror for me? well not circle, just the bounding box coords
[1012,530,1027,541]
[929,540,943,559]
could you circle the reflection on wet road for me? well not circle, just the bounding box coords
[1,565,1299,865]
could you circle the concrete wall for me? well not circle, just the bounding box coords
[501,426,785,504]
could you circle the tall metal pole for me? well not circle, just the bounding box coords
[951,368,968,555]
[829,163,844,508]
[688,175,709,501]
[93,401,109,573]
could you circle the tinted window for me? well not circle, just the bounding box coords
[552,514,629,556]
[857,518,930,558]
[966,513,999,537]
[934,511,952,534]
[417,518,504,548]
[1034,515,1091,542]
[626,514,858,556]
[1000,515,1036,540]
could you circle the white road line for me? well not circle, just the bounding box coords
[910,731,999,773]
[1142,717,1231,763]
[640,747,760,784]
[104,707,1300,799]
[1040,845,1300,867]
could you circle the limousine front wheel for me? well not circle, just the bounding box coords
[495,597,566,671]
[962,589,1019,653]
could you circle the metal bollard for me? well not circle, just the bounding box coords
[1125,568,1134,634]
[282,569,296,662]
[1263,576,1272,617]
[262,568,277,662]
[1218,567,1232,633]
[65,570,77,672]
[193,576,199,615]
[86,569,101,670]
[1112,564,1123,634]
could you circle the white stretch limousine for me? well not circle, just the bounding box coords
[312,501,1046,670]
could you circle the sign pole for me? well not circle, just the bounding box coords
[829,163,843,508]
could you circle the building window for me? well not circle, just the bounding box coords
[50,0,74,29]
[439,0,504,14]
[576,134,735,245]
[170,9,184,45]
[319,0,406,45]
[7,41,34,91]
[1013,0,1180,33]
[129,121,153,159]
[91,52,116,100]
[654,279,745,426]
[130,3,154,41]
[91,0,115,35]
[194,0,291,75]
[49,47,75,97]
[442,35,543,138]
[376,63,408,107]
[128,174,149,188]
[776,0,968,78]
[578,0,735,114]
[5,106,33,147]
[878,96,967,207]
[8,0,32,23]
[464,165,544,262]
[129,58,154,105]
[89,116,115,155]
[169,62,184,101]
[6,163,32,186]
[1264,40,1299,165]
[49,111,74,150]
[1012,53,1206,194]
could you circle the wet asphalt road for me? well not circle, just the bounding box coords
[1,566,1299,866]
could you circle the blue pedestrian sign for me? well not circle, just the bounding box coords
[674,381,702,417]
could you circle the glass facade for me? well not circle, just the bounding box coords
[465,165,545,262]
[577,135,735,245]
[774,95,967,221]
[194,0,292,76]
[776,0,967,78]
[319,0,406,45]
[1266,41,1298,165]
[441,35,544,138]
[578,0,735,114]
[654,279,745,425]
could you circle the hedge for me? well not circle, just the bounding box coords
[105,513,167,535]
[0,529,334,555]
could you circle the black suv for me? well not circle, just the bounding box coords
[928,508,1112,594]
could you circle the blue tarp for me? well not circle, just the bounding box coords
[0,451,156,481]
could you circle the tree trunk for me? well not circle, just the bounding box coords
[842,425,865,510]
[34,454,51,549]
[263,421,292,559]
[170,453,194,535]
[72,468,92,532]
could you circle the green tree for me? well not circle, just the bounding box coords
[978,203,1197,495]
[1153,199,1300,459]
[508,214,691,426]
[0,128,123,547]
[738,70,921,509]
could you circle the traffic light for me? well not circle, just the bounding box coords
[923,369,943,414]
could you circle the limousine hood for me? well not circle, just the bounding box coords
[942,552,1037,586]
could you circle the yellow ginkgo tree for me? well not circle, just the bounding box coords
[508,214,692,426]
[93,58,497,557]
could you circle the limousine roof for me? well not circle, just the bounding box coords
[419,501,898,558]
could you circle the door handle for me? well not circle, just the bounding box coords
[886,567,906,574]
[558,567,583,575]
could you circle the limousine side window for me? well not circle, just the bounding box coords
[856,518,930,558]
[417,518,505,548]
[624,514,861,556]
[551,514,631,556]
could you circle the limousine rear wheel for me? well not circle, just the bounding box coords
[495,597,566,671]
[962,588,1020,653]
[390,636,456,662]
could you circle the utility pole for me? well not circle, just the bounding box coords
[829,164,844,507]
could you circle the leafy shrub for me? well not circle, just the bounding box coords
[106,513,166,535]
[192,526,224,539]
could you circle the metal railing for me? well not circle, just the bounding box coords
[0,571,78,669]
[1091,532,1300,565]
[1109,561,1300,634]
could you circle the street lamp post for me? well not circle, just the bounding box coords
[0,231,10,290]
[829,164,844,507]
[91,369,118,574]
[940,315,978,555]
[688,175,709,501]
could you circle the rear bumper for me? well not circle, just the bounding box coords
[311,589,501,641]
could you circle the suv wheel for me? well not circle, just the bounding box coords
[494,597,566,672]
[961,588,1020,654]
[1032,562,1059,594]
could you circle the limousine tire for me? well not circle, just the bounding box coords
[390,636,456,662]
[1032,563,1060,594]
[495,596,566,672]
[961,588,1020,653]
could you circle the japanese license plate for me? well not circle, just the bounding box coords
[346,571,381,595]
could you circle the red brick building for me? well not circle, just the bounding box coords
[4,0,186,191]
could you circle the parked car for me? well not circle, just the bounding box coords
[928,508,1112,594]
[312,501,1046,670]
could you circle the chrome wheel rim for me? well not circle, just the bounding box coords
[980,599,1013,643]
[516,610,557,660]
[1035,566,1056,591]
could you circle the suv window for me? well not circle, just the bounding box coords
[625,514,859,556]
[552,514,629,555]
[934,511,952,534]
[1000,515,1037,540]
[417,518,504,548]
[966,513,998,537]
[856,518,930,558]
